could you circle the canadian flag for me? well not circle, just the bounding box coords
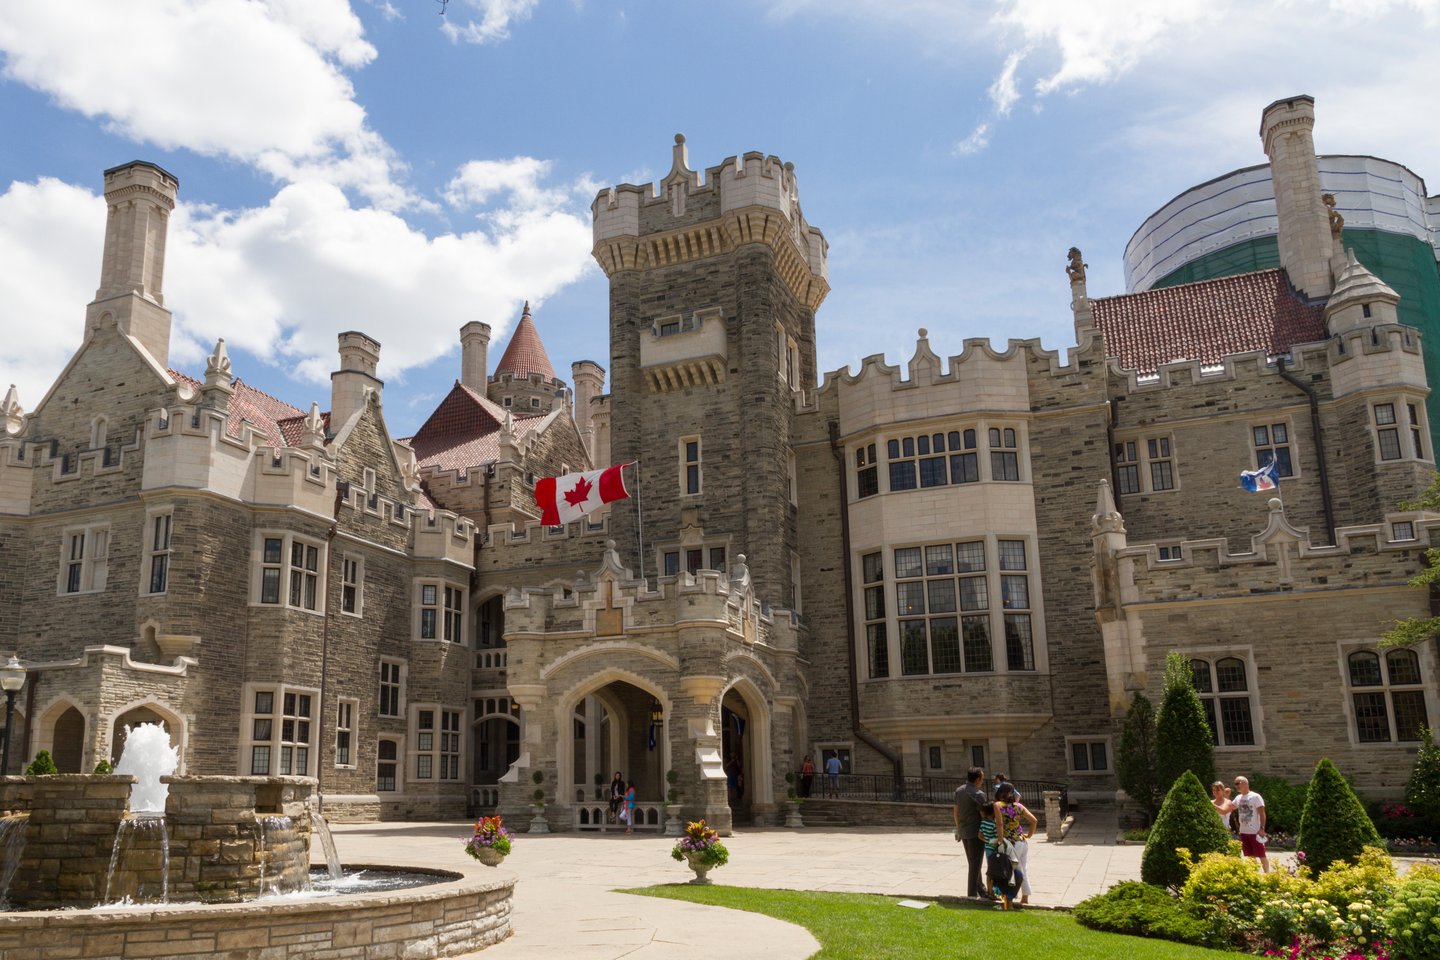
[535,464,631,526]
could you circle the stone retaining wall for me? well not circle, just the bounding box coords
[0,868,511,960]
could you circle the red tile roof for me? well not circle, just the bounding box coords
[1091,269,1327,374]
[169,370,306,448]
[404,381,546,473]
[276,410,331,447]
[493,303,558,381]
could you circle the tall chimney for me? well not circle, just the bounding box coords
[570,360,606,463]
[330,332,382,432]
[1259,96,1334,299]
[87,161,179,366]
[460,321,491,393]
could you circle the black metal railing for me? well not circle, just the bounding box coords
[802,773,1068,817]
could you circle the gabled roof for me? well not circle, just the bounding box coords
[405,381,546,472]
[493,302,558,381]
[1091,269,1327,374]
[169,370,306,448]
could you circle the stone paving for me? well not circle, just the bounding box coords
[326,811,1150,960]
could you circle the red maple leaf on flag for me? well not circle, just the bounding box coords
[563,475,593,507]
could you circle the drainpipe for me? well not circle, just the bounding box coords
[828,421,904,789]
[21,670,39,766]
[1276,357,1336,545]
[316,479,351,816]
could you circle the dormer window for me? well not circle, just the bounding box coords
[660,321,680,336]
[1362,303,1372,319]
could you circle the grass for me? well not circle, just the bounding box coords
[624,885,1233,960]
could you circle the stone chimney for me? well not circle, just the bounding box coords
[87,161,179,366]
[460,321,491,392]
[330,332,382,431]
[1260,96,1334,299]
[570,360,606,463]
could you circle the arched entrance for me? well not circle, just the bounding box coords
[475,595,506,667]
[558,674,670,810]
[471,696,520,811]
[720,678,774,824]
[110,704,182,766]
[51,707,86,773]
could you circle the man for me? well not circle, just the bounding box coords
[954,766,993,900]
[1233,775,1269,873]
[824,753,842,798]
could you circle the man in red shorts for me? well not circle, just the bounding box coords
[1233,776,1269,873]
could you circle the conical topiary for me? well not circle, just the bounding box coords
[1118,691,1162,824]
[1155,653,1216,791]
[1296,758,1383,873]
[1405,726,1440,823]
[1141,769,1232,888]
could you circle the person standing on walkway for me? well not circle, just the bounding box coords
[608,771,625,823]
[622,781,637,835]
[1233,776,1269,872]
[824,753,842,798]
[994,783,1038,905]
[800,755,815,799]
[953,766,992,900]
[1210,781,1236,832]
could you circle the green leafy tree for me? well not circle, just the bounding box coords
[1405,726,1440,822]
[1141,769,1232,888]
[1382,474,1440,648]
[1118,691,1162,824]
[23,750,57,776]
[1296,758,1383,873]
[1156,652,1216,791]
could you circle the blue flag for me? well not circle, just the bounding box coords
[1239,460,1279,493]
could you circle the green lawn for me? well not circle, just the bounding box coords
[623,885,1233,960]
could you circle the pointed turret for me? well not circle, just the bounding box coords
[493,302,558,382]
[201,338,235,413]
[1325,249,1401,334]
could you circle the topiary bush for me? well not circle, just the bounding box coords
[1311,846,1398,910]
[1155,652,1216,792]
[1073,881,1229,948]
[1118,691,1162,824]
[1180,851,1267,924]
[1406,725,1440,822]
[1385,876,1440,960]
[92,758,114,775]
[1296,758,1384,873]
[1142,769,1233,888]
[23,750,57,776]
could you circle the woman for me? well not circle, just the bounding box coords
[622,781,637,835]
[608,771,625,823]
[1211,781,1238,836]
[994,783,1038,905]
[800,755,815,799]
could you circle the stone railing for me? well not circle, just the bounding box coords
[475,649,508,669]
[572,801,666,832]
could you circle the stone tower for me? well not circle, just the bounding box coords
[1260,96,1334,299]
[87,161,179,366]
[591,134,829,606]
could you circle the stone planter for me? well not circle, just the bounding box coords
[528,804,550,834]
[785,800,804,828]
[683,850,715,884]
[472,847,507,868]
[664,804,683,836]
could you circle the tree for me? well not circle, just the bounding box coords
[1405,726,1440,822]
[1118,691,1162,824]
[23,750,57,776]
[1296,758,1383,873]
[1156,652,1216,791]
[1381,473,1440,649]
[1141,770,1232,887]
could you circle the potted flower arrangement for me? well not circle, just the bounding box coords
[671,819,728,884]
[463,816,512,867]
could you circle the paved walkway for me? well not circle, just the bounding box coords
[327,812,1145,960]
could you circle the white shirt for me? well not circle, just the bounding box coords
[1235,790,1265,835]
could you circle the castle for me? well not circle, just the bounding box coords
[1,96,1436,829]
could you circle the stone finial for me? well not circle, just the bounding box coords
[1091,478,1125,536]
[670,134,689,175]
[1,384,24,436]
[204,338,233,388]
[400,451,423,492]
[522,300,531,319]
[1068,247,1095,340]
[730,553,751,587]
[1323,193,1344,243]
[1066,247,1087,285]
[303,401,326,449]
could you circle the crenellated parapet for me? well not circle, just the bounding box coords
[1327,321,1427,399]
[411,508,476,565]
[591,135,829,309]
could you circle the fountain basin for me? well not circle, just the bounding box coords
[0,866,512,959]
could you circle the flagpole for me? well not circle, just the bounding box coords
[632,460,646,581]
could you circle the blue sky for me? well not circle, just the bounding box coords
[2,0,1438,437]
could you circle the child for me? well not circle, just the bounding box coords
[622,781,637,835]
[980,801,1024,909]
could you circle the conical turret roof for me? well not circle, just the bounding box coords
[493,301,558,381]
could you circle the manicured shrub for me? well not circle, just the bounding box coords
[1311,846,1398,910]
[1248,773,1306,835]
[1385,876,1440,960]
[1142,769,1233,888]
[1155,653,1216,791]
[1406,725,1440,822]
[23,750,57,776]
[1181,851,1267,923]
[1117,691,1162,824]
[1297,758,1384,874]
[1073,881,1227,948]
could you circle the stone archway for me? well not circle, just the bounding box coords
[51,707,86,773]
[556,669,672,811]
[719,676,774,824]
[109,703,183,767]
[471,696,521,810]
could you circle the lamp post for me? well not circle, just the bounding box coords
[1,655,26,776]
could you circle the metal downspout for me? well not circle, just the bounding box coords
[1276,357,1337,545]
[828,421,904,788]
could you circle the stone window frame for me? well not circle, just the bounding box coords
[1113,432,1179,496]
[885,428,982,492]
[853,441,880,499]
[410,703,463,782]
[1339,642,1435,748]
[1391,521,1417,542]
[376,736,402,793]
[1250,418,1299,479]
[142,509,172,596]
[791,551,802,614]
[1156,542,1185,562]
[658,542,728,578]
[860,534,1047,682]
[1065,736,1112,776]
[787,450,798,506]
[678,435,702,497]
[775,323,800,391]
[414,578,466,643]
[57,522,109,596]
[378,658,406,718]
[921,741,945,773]
[249,530,326,614]
[1186,649,1265,751]
[242,682,318,778]
[334,697,358,769]
[1370,397,1430,464]
[340,553,364,618]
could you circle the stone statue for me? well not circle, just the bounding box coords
[1323,193,1344,243]
[1066,247,1087,284]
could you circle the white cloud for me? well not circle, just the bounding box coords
[445,158,567,215]
[953,123,990,157]
[442,0,541,44]
[988,50,1025,115]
